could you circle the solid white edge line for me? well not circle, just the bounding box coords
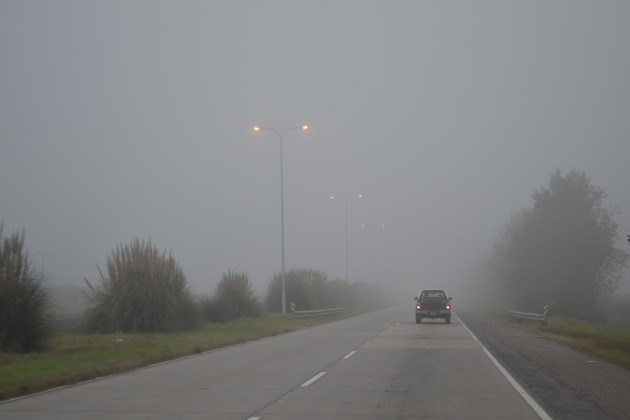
[459,319,553,420]
[246,417,261,420]
[300,371,327,387]
[343,350,357,359]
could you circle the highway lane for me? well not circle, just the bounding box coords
[250,311,547,419]
[0,306,548,419]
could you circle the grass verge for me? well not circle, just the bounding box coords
[502,315,630,370]
[0,309,370,402]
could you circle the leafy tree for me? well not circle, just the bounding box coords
[0,225,51,352]
[489,170,629,319]
[487,209,537,308]
[83,238,198,333]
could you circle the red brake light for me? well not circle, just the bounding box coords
[416,302,421,309]
[445,301,451,310]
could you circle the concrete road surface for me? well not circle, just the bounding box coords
[0,306,549,419]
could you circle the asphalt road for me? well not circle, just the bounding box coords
[458,310,630,420]
[1,306,547,419]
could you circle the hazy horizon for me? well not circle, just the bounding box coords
[2,1,629,306]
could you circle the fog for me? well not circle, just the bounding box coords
[2,1,629,309]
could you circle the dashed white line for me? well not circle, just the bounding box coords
[343,350,357,359]
[300,371,327,387]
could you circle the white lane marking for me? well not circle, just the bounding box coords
[300,371,327,387]
[247,417,261,420]
[460,319,553,420]
[343,350,357,359]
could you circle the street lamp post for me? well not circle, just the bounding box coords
[253,124,308,314]
[328,194,364,283]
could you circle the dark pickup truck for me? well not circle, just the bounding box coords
[415,289,452,324]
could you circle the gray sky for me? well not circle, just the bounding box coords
[1,0,629,299]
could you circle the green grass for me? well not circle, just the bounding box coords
[0,310,368,402]
[502,315,630,370]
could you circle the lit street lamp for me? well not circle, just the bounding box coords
[253,124,309,313]
[328,194,364,283]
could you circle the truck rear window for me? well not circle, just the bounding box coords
[421,291,446,298]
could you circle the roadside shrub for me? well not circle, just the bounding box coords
[209,270,260,322]
[265,268,396,313]
[325,278,348,308]
[0,225,51,352]
[197,294,221,322]
[265,269,332,312]
[604,294,630,326]
[83,238,198,333]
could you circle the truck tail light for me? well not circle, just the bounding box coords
[416,302,421,310]
[445,301,451,310]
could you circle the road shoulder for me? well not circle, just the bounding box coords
[458,310,630,420]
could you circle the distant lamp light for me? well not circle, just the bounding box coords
[301,125,309,130]
[253,126,261,131]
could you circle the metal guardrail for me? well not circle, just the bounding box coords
[506,310,548,325]
[292,307,345,319]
